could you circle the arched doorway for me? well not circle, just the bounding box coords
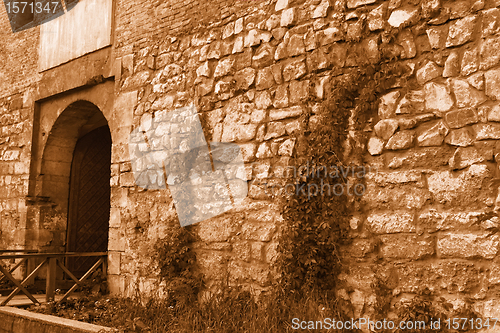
[66,125,111,276]
[33,100,112,276]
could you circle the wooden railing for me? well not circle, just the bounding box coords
[0,252,107,306]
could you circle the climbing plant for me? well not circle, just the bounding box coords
[275,57,410,302]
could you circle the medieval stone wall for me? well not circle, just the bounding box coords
[109,0,500,319]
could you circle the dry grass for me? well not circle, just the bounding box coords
[31,288,345,332]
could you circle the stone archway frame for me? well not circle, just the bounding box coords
[27,80,116,252]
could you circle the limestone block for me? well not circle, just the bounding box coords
[468,72,484,91]
[278,138,295,156]
[421,0,441,18]
[198,215,237,242]
[241,222,276,241]
[443,51,459,77]
[367,136,384,156]
[424,82,454,113]
[473,300,500,318]
[374,119,399,140]
[368,3,386,31]
[449,146,484,170]
[461,47,479,76]
[318,26,344,46]
[366,211,415,234]
[255,142,272,159]
[264,122,286,140]
[427,164,492,205]
[397,261,480,293]
[451,79,487,108]
[444,107,478,129]
[281,8,296,27]
[287,34,305,57]
[385,130,414,150]
[445,128,474,147]
[388,7,419,28]
[396,90,425,114]
[416,61,442,85]
[486,68,500,100]
[380,235,434,259]
[347,0,376,9]
[222,22,235,39]
[214,57,235,78]
[266,14,280,31]
[378,91,400,119]
[273,84,289,108]
[234,68,256,91]
[289,79,309,104]
[269,106,303,120]
[275,0,288,11]
[473,123,500,140]
[283,58,307,81]
[256,67,275,90]
[480,36,500,70]
[482,8,500,37]
[313,0,330,19]
[253,48,274,70]
[426,26,447,49]
[446,15,477,47]
[416,121,449,147]
[438,232,500,259]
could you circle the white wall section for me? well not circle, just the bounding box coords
[39,0,113,71]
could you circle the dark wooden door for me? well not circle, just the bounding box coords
[67,126,111,277]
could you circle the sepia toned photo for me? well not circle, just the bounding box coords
[0,0,499,332]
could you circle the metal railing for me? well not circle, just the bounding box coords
[0,252,107,306]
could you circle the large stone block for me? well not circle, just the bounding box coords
[485,68,500,100]
[473,300,500,318]
[241,222,276,241]
[366,211,415,234]
[427,164,492,206]
[418,209,486,232]
[444,127,474,147]
[416,61,442,85]
[451,79,487,108]
[283,58,307,82]
[385,146,455,169]
[445,108,478,129]
[424,82,454,113]
[416,121,448,147]
[396,261,481,293]
[446,15,477,47]
[388,7,419,28]
[480,36,500,70]
[461,47,479,76]
[438,232,500,259]
[378,91,400,119]
[374,119,399,140]
[228,261,270,286]
[448,146,484,170]
[473,123,500,140]
[365,170,424,187]
[363,182,431,210]
[198,215,238,242]
[380,235,434,260]
[385,130,414,150]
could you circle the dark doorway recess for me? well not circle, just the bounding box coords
[66,125,111,277]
